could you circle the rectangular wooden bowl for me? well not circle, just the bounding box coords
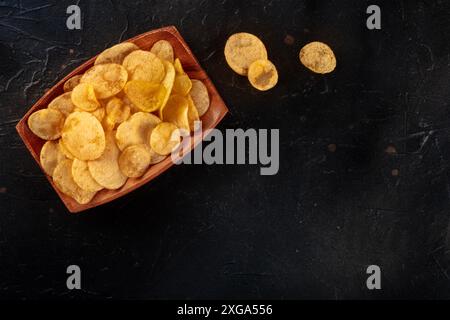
[16,26,229,213]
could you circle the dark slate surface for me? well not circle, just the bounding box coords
[1,0,450,299]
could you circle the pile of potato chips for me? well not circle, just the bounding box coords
[28,40,211,204]
[225,33,279,91]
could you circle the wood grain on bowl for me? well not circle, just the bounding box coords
[15,26,229,213]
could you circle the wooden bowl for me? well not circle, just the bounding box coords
[15,26,229,213]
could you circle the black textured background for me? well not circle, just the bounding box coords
[1,0,450,299]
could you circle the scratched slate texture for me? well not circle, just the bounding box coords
[1,0,450,299]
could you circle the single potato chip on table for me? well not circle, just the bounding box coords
[115,112,161,151]
[61,111,106,161]
[122,50,165,84]
[48,92,75,116]
[247,59,278,91]
[150,40,174,63]
[224,32,268,76]
[150,122,181,156]
[299,41,336,74]
[40,140,67,176]
[28,108,65,140]
[72,159,104,192]
[53,159,97,204]
[118,144,152,178]
[189,80,210,117]
[88,131,127,190]
[95,42,139,65]
[81,63,128,99]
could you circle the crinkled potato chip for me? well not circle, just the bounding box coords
[48,92,75,116]
[71,83,100,111]
[161,94,190,132]
[88,131,127,190]
[72,159,103,192]
[174,58,184,75]
[160,61,175,109]
[118,144,151,178]
[63,74,82,92]
[104,97,131,130]
[59,139,75,159]
[225,33,268,76]
[190,80,210,117]
[122,50,165,84]
[40,140,66,176]
[150,122,181,156]
[62,111,106,161]
[115,112,161,151]
[172,74,192,96]
[28,108,64,140]
[53,159,97,204]
[124,80,166,112]
[95,42,139,65]
[248,59,279,91]
[81,63,128,99]
[150,40,174,63]
[187,95,200,131]
[299,41,336,74]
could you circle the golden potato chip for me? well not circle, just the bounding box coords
[53,159,97,204]
[124,80,166,112]
[150,40,174,63]
[63,74,82,92]
[88,131,127,190]
[72,159,103,192]
[62,111,106,161]
[118,144,151,178]
[122,50,165,84]
[173,58,184,75]
[150,122,181,156]
[190,80,210,117]
[104,97,131,130]
[187,95,199,131]
[40,140,66,176]
[71,83,100,111]
[81,63,128,99]
[160,61,175,109]
[59,139,75,159]
[224,33,268,76]
[161,95,190,132]
[28,108,64,140]
[248,59,278,91]
[48,92,75,116]
[299,41,336,74]
[115,112,161,151]
[95,42,139,65]
[75,106,105,122]
[172,74,192,96]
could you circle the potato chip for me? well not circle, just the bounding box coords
[59,139,75,160]
[187,95,199,131]
[172,74,192,96]
[95,42,139,65]
[124,80,166,112]
[225,33,268,76]
[48,92,75,117]
[53,159,97,204]
[40,140,66,176]
[148,147,167,164]
[150,40,174,63]
[173,58,184,75]
[150,122,181,156]
[62,111,106,161]
[88,131,127,190]
[28,108,64,140]
[75,106,105,122]
[247,59,278,91]
[190,80,210,117]
[81,63,128,99]
[299,41,336,74]
[121,95,140,114]
[118,144,151,178]
[63,74,82,92]
[71,83,100,111]
[72,159,103,192]
[104,97,131,130]
[160,61,175,109]
[115,112,161,151]
[122,50,165,84]
[160,95,190,132]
